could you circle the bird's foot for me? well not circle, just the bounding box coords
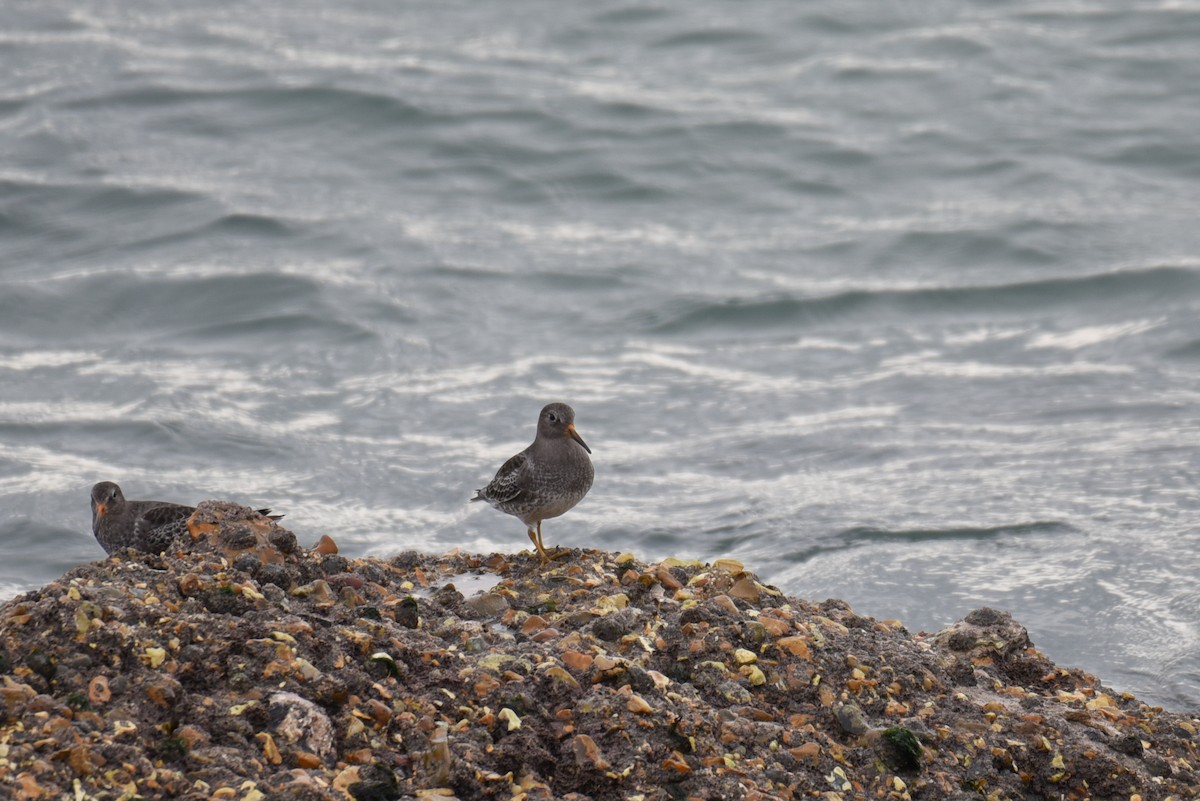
[527,529,549,563]
[543,546,570,561]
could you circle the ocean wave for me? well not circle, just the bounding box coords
[64,84,428,131]
[645,265,1200,334]
[0,270,382,372]
[840,520,1076,544]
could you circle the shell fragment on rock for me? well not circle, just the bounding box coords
[268,692,334,762]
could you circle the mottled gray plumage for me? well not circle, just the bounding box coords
[90,481,281,556]
[472,402,594,561]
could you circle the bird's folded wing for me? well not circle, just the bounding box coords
[484,453,528,503]
[136,503,194,528]
[132,504,192,553]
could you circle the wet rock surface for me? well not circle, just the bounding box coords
[2,512,1198,800]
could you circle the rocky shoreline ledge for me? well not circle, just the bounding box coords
[2,508,1198,800]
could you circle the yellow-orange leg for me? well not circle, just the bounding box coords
[527,526,549,562]
[536,522,569,561]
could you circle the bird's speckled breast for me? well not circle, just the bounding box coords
[513,440,594,523]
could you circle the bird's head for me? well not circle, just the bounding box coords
[90,481,124,519]
[538,402,591,454]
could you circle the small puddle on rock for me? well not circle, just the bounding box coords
[414,571,503,598]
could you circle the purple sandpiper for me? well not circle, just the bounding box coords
[471,402,594,562]
[90,481,281,556]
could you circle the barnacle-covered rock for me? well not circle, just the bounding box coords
[1,548,1197,801]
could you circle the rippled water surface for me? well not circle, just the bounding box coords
[3,1,1200,709]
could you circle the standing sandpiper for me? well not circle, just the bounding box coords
[472,403,594,561]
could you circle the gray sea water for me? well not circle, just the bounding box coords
[3,0,1200,709]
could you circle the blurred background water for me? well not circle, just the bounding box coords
[2,0,1199,709]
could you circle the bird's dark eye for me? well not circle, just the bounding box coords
[548,413,558,422]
